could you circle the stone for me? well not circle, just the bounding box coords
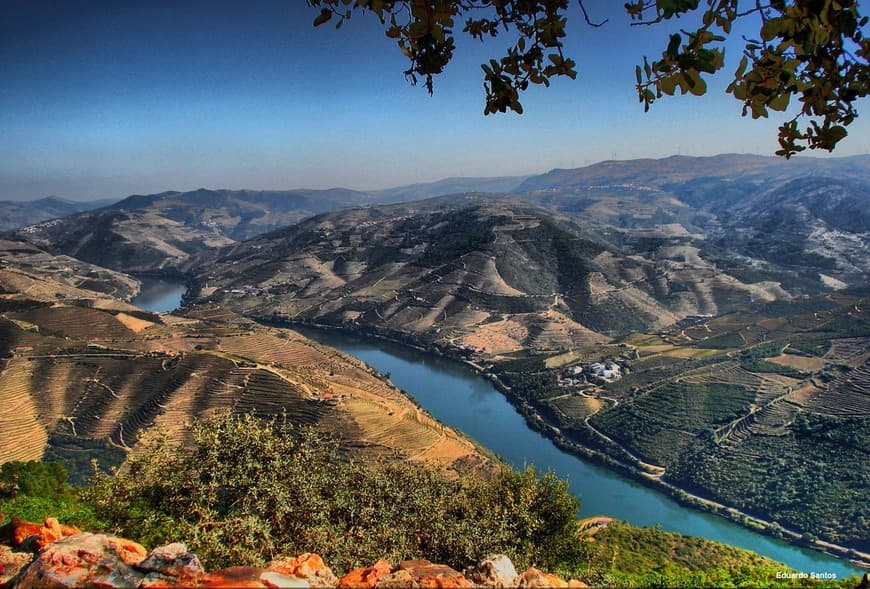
[5,517,81,551]
[338,559,393,588]
[199,566,270,588]
[35,518,64,551]
[10,518,42,547]
[137,542,204,587]
[260,570,311,588]
[397,559,472,588]
[464,555,518,587]
[14,533,147,588]
[267,553,337,588]
[372,569,416,588]
[517,567,568,588]
[1,545,34,587]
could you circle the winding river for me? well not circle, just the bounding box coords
[298,327,863,579]
[128,280,861,577]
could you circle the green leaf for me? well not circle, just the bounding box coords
[768,93,789,112]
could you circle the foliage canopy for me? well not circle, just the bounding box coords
[86,413,584,573]
[306,0,868,157]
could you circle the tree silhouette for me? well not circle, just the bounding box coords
[307,0,868,157]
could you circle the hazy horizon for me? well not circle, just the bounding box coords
[3,151,870,203]
[2,0,869,201]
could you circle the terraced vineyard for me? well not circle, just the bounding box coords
[0,291,488,479]
[0,358,48,463]
[218,332,329,368]
[563,295,870,550]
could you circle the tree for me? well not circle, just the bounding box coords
[306,1,868,157]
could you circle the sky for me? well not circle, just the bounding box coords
[1,0,867,201]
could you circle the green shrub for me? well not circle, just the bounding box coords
[0,460,68,499]
[0,460,104,530]
[86,412,583,573]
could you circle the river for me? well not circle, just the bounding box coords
[125,279,861,577]
[297,327,862,578]
[130,277,187,313]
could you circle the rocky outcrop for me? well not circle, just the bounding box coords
[0,518,81,553]
[1,526,586,589]
[267,553,337,588]
[465,555,518,588]
[14,533,147,589]
[337,558,393,588]
[137,542,204,588]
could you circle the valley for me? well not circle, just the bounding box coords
[1,154,868,578]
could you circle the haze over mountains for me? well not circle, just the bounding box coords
[0,197,117,232]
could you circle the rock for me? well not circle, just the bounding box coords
[14,533,147,588]
[4,517,82,552]
[464,555,518,587]
[199,566,310,588]
[35,518,64,552]
[267,553,337,588]
[10,518,42,547]
[200,566,270,588]
[137,542,204,587]
[338,559,393,588]
[260,571,311,588]
[372,569,415,588]
[396,559,472,588]
[1,545,34,586]
[517,567,568,588]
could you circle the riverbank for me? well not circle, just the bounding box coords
[276,319,869,572]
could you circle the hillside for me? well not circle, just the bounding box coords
[515,294,870,552]
[0,239,140,304]
[0,197,115,233]
[13,155,869,289]
[13,188,376,273]
[192,198,795,349]
[372,175,529,203]
[0,263,488,481]
[514,155,870,291]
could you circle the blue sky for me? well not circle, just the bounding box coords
[1,0,867,200]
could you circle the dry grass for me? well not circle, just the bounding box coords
[114,312,156,333]
[767,354,827,372]
[461,318,528,354]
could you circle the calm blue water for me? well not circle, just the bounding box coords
[298,327,863,579]
[130,278,186,313]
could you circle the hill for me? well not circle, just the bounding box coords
[372,175,530,203]
[13,188,376,273]
[191,199,794,352]
[0,197,116,233]
[14,155,869,288]
[514,155,870,291]
[0,258,488,482]
[0,239,140,305]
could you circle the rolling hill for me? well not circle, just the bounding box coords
[191,198,795,352]
[13,188,377,273]
[0,196,116,232]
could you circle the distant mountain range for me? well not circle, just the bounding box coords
[0,196,117,232]
[10,154,869,292]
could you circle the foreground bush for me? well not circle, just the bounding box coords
[86,412,583,573]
